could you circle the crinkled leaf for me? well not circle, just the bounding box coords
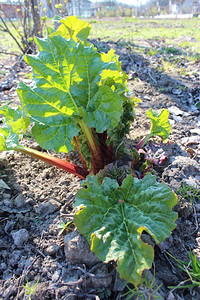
[0,105,30,135]
[17,33,123,152]
[53,16,91,43]
[0,106,30,151]
[141,141,172,166]
[100,70,128,94]
[147,108,171,141]
[0,127,10,151]
[74,173,177,285]
[101,50,128,91]
[108,94,135,145]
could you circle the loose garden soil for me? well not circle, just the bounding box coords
[0,27,200,300]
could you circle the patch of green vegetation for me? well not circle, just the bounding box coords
[177,182,200,204]
[179,41,191,49]
[168,251,200,289]
[146,48,158,56]
[159,46,181,55]
[89,19,98,24]
[1,18,200,58]
[89,18,200,55]
[157,60,178,73]
[122,270,162,299]
[22,277,39,300]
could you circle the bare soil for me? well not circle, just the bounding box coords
[0,33,200,300]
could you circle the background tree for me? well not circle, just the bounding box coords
[0,0,46,54]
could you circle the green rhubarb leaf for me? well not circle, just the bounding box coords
[55,16,91,43]
[0,105,30,135]
[101,50,128,93]
[147,108,171,141]
[74,173,177,285]
[0,127,10,151]
[17,32,123,152]
[0,106,30,151]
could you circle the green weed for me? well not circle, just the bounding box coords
[168,251,200,289]
[22,277,39,300]
[58,220,73,235]
[146,48,158,56]
[177,182,200,204]
[122,270,162,300]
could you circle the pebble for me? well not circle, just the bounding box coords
[180,136,200,145]
[195,204,200,213]
[14,194,26,208]
[168,106,188,116]
[91,265,112,288]
[64,230,100,267]
[36,199,61,216]
[143,95,152,101]
[5,220,15,234]
[0,263,7,271]
[171,88,182,95]
[11,229,29,247]
[0,179,10,190]
[172,115,182,122]
[190,128,200,135]
[44,244,59,256]
[52,270,61,282]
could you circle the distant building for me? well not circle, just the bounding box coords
[0,2,21,19]
[67,0,91,18]
[169,0,200,14]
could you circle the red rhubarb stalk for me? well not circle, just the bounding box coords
[14,145,89,180]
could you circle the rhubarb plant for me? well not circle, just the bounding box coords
[0,16,135,176]
[0,16,178,286]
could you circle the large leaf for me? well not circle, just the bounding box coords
[17,32,123,153]
[74,173,177,285]
[147,108,171,141]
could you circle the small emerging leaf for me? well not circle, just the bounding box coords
[147,108,171,141]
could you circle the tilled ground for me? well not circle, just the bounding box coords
[0,34,200,300]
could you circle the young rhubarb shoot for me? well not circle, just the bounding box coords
[136,108,171,150]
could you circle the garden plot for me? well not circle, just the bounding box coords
[0,17,200,300]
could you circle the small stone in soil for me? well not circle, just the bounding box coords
[44,244,59,256]
[13,194,26,208]
[4,220,15,234]
[90,265,112,288]
[0,179,10,190]
[64,230,100,267]
[36,199,61,216]
[11,228,29,246]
